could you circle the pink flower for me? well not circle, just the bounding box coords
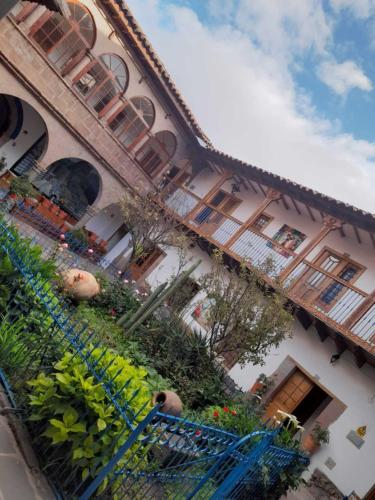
[117,270,122,275]
[231,410,237,416]
[88,248,94,254]
[110,309,116,317]
[60,234,65,240]
[223,407,229,413]
[61,243,68,249]
[124,279,129,284]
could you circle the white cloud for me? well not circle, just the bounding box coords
[329,0,375,18]
[318,59,373,95]
[127,0,375,212]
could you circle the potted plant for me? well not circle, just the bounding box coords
[303,422,330,454]
[9,175,38,200]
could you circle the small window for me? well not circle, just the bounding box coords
[74,54,128,116]
[251,213,272,232]
[30,1,96,74]
[108,96,155,150]
[135,130,177,178]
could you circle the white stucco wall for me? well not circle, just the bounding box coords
[229,321,375,498]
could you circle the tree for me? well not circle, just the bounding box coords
[120,190,187,269]
[198,251,293,367]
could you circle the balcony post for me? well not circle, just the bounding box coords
[342,290,375,330]
[223,188,281,250]
[279,216,343,282]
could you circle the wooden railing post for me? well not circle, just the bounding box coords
[224,188,281,250]
[279,216,343,282]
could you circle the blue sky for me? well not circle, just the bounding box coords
[127,0,375,211]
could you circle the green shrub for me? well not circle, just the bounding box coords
[133,317,226,409]
[9,175,38,198]
[89,277,140,318]
[28,347,152,494]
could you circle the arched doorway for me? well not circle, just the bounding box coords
[0,94,48,175]
[34,158,100,219]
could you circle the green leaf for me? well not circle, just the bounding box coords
[97,418,107,432]
[63,407,79,427]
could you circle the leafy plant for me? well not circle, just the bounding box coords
[199,250,293,366]
[133,317,226,409]
[89,277,140,319]
[9,175,38,198]
[202,400,262,436]
[28,348,152,494]
[0,316,30,371]
[311,422,330,445]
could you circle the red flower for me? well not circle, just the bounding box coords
[231,410,237,416]
[213,410,219,418]
[195,430,202,437]
[223,407,229,413]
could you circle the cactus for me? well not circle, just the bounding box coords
[117,282,167,327]
[126,259,201,335]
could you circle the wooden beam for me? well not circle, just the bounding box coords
[353,348,366,368]
[248,180,258,194]
[334,335,347,356]
[314,319,329,342]
[353,225,362,244]
[370,232,375,249]
[296,308,313,330]
[257,182,267,197]
[281,195,290,210]
[305,204,316,222]
[290,197,301,214]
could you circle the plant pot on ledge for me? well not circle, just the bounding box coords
[302,422,330,455]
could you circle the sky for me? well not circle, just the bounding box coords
[127,0,375,212]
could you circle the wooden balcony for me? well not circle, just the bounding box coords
[160,184,375,359]
[287,262,374,353]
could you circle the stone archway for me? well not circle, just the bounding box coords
[0,93,48,174]
[34,158,101,220]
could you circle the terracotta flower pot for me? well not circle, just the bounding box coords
[61,269,100,300]
[302,433,319,454]
[152,390,183,417]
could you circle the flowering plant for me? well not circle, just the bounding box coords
[204,402,261,436]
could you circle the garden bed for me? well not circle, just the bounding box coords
[0,214,309,499]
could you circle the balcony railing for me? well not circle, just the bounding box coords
[288,262,374,348]
[230,228,295,277]
[189,204,241,245]
[163,186,199,218]
[352,304,375,344]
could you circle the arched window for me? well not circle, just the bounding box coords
[29,1,95,75]
[135,130,177,178]
[108,96,155,150]
[73,54,128,116]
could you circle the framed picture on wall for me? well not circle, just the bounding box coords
[271,224,306,252]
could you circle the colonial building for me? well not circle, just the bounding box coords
[0,2,374,498]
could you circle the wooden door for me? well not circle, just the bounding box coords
[265,369,315,420]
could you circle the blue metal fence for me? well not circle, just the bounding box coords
[0,212,309,499]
